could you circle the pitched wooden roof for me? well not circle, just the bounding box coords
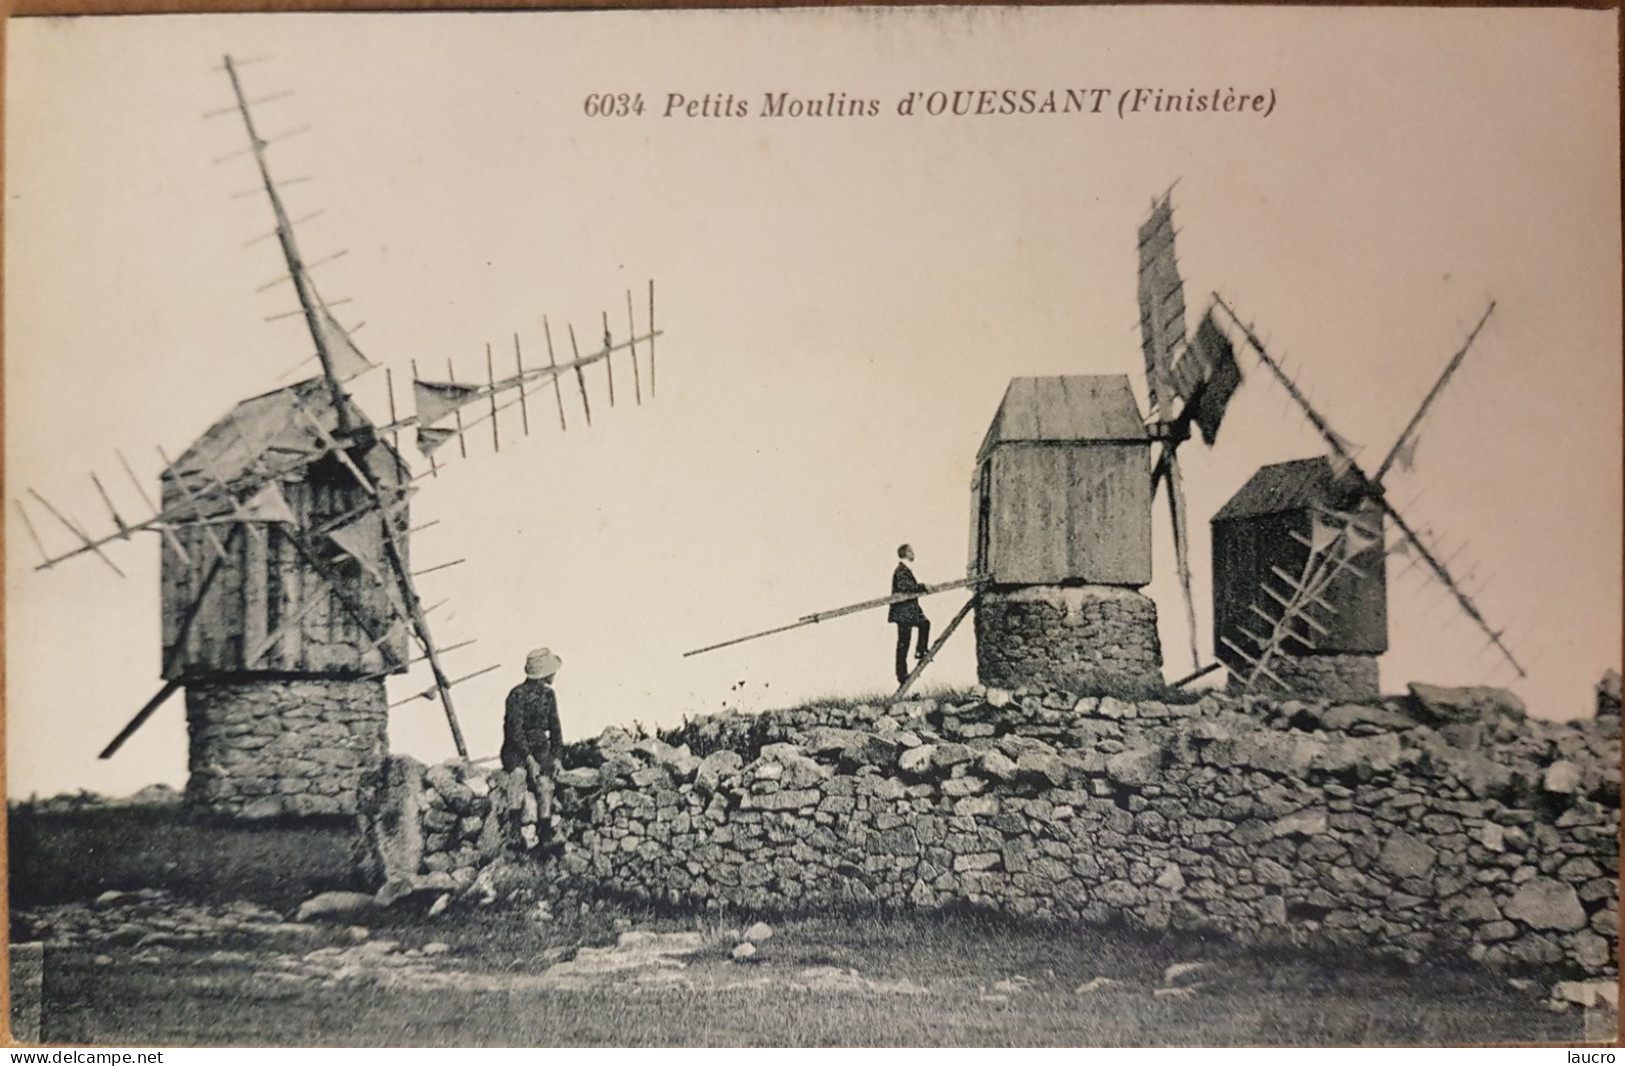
[164,377,374,488]
[978,375,1148,460]
[1212,456,1339,522]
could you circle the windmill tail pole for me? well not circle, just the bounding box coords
[683,575,987,658]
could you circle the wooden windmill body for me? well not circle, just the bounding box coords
[1210,456,1388,701]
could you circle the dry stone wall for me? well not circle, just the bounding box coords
[532,687,1618,979]
[186,679,387,820]
[975,585,1163,693]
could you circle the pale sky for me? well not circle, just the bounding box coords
[7,7,1620,799]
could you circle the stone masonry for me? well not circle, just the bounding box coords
[975,585,1162,693]
[185,679,387,820]
[521,687,1618,980]
[1236,652,1381,703]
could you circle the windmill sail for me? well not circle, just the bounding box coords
[1137,194,1186,414]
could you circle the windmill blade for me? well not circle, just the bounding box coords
[1379,497,1525,677]
[220,55,353,431]
[389,663,501,710]
[1137,192,1186,417]
[1160,448,1201,672]
[1212,294,1366,478]
[1372,301,1496,485]
[25,490,126,577]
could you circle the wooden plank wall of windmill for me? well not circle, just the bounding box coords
[1210,502,1388,663]
[159,451,410,680]
[979,441,1152,587]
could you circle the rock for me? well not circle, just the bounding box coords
[1407,683,1526,725]
[1075,976,1119,994]
[1015,752,1068,788]
[1314,703,1418,733]
[1553,980,1619,1009]
[1154,864,1186,893]
[556,767,600,789]
[1504,878,1587,932]
[427,894,451,918]
[977,750,1019,782]
[800,727,862,758]
[731,942,758,962]
[1542,761,1582,795]
[1164,961,1205,986]
[1377,831,1438,880]
[93,890,127,908]
[292,891,376,923]
[1570,931,1611,971]
[1097,696,1136,720]
[744,921,774,943]
[898,745,937,775]
[985,688,1012,708]
[842,733,902,769]
[1479,823,1506,852]
[931,743,977,770]
[1265,808,1328,840]
[1105,744,1162,787]
[1596,670,1621,717]
[694,750,743,793]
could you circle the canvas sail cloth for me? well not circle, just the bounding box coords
[1137,197,1241,443]
[313,295,375,382]
[1136,195,1186,419]
[414,380,484,427]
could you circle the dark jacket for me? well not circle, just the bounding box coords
[501,679,563,773]
[888,562,928,625]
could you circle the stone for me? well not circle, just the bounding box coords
[1406,683,1526,725]
[294,891,376,923]
[1097,696,1136,720]
[744,921,774,942]
[1378,831,1437,880]
[1266,808,1328,840]
[731,942,757,962]
[1164,962,1205,986]
[1542,761,1582,795]
[898,745,937,775]
[1154,864,1186,893]
[1570,931,1611,971]
[931,744,977,770]
[941,777,986,798]
[1504,878,1587,932]
[1015,752,1068,789]
[556,767,600,789]
[694,750,743,794]
[977,750,1019,782]
[842,733,903,770]
[1106,745,1162,787]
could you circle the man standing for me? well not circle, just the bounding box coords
[502,647,564,849]
[889,544,931,685]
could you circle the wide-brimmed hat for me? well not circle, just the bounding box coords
[524,647,563,680]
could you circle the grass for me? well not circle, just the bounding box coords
[27,901,1586,1047]
[8,804,368,910]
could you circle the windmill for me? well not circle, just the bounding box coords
[1207,296,1523,698]
[683,190,1242,699]
[14,55,661,818]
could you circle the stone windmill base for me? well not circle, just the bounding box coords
[1228,651,1380,703]
[974,584,1163,693]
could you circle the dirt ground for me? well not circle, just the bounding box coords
[10,890,1608,1047]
